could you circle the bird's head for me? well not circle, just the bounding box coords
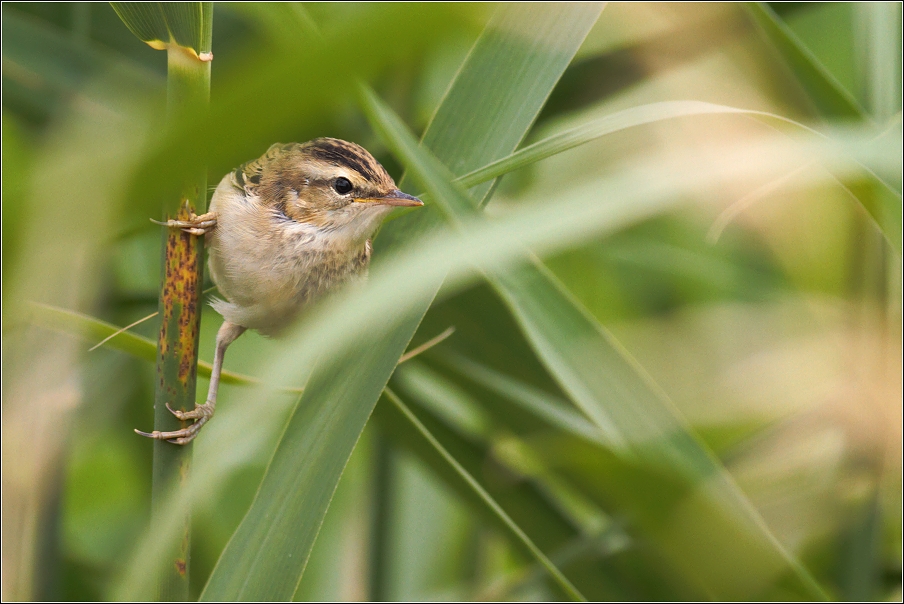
[251,138,422,242]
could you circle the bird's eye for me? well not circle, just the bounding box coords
[333,177,353,195]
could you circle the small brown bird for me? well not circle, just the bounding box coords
[137,138,422,444]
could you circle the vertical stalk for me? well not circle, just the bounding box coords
[151,45,210,601]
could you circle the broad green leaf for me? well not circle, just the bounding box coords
[361,89,830,600]
[201,319,427,601]
[745,2,865,119]
[377,388,586,602]
[200,5,603,600]
[375,2,607,248]
[110,2,212,55]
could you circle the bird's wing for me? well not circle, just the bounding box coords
[231,142,300,196]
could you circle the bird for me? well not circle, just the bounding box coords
[136,138,423,444]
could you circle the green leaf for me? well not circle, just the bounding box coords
[745,2,865,119]
[377,388,587,602]
[110,2,212,55]
[361,86,831,601]
[200,5,603,600]
[199,316,428,601]
[375,2,607,247]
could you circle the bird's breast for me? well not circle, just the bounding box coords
[207,181,371,334]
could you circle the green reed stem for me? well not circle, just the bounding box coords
[150,44,210,601]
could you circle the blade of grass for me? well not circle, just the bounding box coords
[27,302,266,387]
[87,286,217,351]
[745,2,866,119]
[87,310,157,351]
[454,101,825,189]
[362,89,831,600]
[397,326,456,364]
[378,388,587,602]
[199,5,604,600]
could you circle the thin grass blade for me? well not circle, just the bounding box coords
[26,302,269,388]
[379,388,587,602]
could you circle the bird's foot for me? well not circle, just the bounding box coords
[151,211,217,236]
[134,401,215,445]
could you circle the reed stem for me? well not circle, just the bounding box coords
[150,44,210,602]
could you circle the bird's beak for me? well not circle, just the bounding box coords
[354,190,423,207]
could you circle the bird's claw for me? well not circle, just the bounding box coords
[135,401,215,445]
[165,401,213,420]
[151,211,218,236]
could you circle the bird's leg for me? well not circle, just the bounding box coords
[151,202,218,236]
[136,321,246,445]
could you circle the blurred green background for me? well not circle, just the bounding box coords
[2,2,901,601]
